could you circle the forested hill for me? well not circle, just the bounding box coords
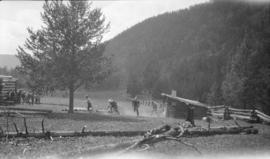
[104,1,270,114]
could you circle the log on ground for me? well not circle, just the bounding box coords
[0,126,258,139]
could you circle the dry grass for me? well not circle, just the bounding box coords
[1,93,270,158]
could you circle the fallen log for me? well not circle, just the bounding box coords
[1,123,258,157]
[0,130,146,138]
[184,126,258,137]
[0,125,258,139]
[118,124,257,155]
[64,125,194,157]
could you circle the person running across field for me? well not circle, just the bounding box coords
[108,99,120,115]
[132,96,140,117]
[86,95,93,111]
[151,101,158,116]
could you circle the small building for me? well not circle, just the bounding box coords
[161,92,209,119]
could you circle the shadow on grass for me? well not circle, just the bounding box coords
[47,112,145,122]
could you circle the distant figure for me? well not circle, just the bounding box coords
[17,90,22,104]
[8,90,16,102]
[21,91,26,104]
[86,95,93,111]
[202,110,213,130]
[49,87,55,96]
[132,96,140,117]
[223,106,231,120]
[186,106,195,126]
[250,109,260,123]
[151,101,158,116]
[25,93,32,104]
[24,92,29,104]
[108,99,120,115]
[31,93,35,105]
[34,94,41,104]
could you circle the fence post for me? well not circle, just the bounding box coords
[224,106,231,120]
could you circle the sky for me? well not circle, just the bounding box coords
[0,0,209,55]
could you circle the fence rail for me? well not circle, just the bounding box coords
[229,107,253,113]
[210,106,270,124]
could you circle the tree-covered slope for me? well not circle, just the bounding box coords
[104,1,270,114]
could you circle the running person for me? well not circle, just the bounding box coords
[86,95,93,111]
[132,96,140,117]
[151,101,158,116]
[108,99,120,115]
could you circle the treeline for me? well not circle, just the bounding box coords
[104,1,270,114]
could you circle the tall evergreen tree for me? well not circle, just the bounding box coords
[17,0,110,113]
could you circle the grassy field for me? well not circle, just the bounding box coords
[1,91,270,158]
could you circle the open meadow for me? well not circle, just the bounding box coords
[1,90,270,159]
[2,0,270,159]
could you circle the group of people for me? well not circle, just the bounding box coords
[8,90,41,105]
[85,96,120,115]
[132,97,162,116]
[85,95,141,116]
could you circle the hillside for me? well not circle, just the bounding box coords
[104,1,270,114]
[0,54,19,69]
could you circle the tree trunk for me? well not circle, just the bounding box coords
[68,84,74,113]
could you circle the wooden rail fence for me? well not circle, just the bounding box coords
[209,106,270,124]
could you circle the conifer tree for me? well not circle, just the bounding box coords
[17,0,110,113]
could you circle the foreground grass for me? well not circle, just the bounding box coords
[1,111,270,158]
[1,95,270,158]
